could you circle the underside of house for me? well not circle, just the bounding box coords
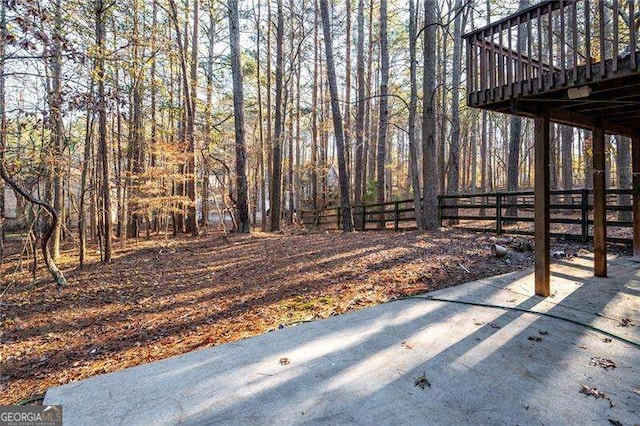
[463,0,640,296]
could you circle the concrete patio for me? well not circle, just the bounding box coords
[44,253,640,425]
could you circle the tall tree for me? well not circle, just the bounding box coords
[96,0,112,262]
[421,0,438,230]
[319,0,353,231]
[353,0,365,208]
[48,0,64,260]
[269,0,284,231]
[228,0,250,233]
[446,0,464,226]
[376,0,389,215]
[408,0,422,230]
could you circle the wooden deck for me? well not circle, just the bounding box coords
[464,0,640,137]
[463,0,640,296]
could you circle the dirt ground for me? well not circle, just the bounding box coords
[0,228,622,404]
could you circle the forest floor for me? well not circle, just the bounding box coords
[0,227,629,405]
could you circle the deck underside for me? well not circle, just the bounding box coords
[469,52,640,137]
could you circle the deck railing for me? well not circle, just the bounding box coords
[300,189,635,245]
[464,0,639,106]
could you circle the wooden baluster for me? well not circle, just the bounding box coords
[489,26,495,96]
[560,0,566,85]
[548,2,554,88]
[466,37,473,100]
[517,15,523,92]
[480,33,486,100]
[585,0,591,79]
[613,0,619,73]
[528,11,534,92]
[476,31,487,101]
[538,7,543,90]
[498,23,504,99]
[572,1,578,83]
[508,19,513,94]
[599,0,606,77]
[631,0,637,70]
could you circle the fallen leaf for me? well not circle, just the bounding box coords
[279,357,290,366]
[602,338,612,343]
[414,372,431,389]
[590,357,617,370]
[633,388,640,396]
[580,384,610,401]
[578,344,588,349]
[473,321,485,326]
[401,341,413,350]
[528,336,542,342]
[618,318,634,327]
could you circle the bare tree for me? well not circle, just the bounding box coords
[228,0,250,233]
[319,0,352,231]
[270,0,284,231]
[422,0,439,230]
[408,0,423,230]
[376,0,389,216]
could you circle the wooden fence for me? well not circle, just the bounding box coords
[300,189,635,244]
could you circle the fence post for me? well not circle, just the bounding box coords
[361,204,367,231]
[437,196,443,227]
[337,207,341,230]
[581,188,589,243]
[394,201,399,231]
[496,192,503,235]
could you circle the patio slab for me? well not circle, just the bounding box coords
[44,254,640,425]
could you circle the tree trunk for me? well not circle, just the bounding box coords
[376,0,389,225]
[311,0,319,212]
[228,0,250,233]
[561,125,573,190]
[616,135,632,222]
[96,0,112,262]
[185,0,199,236]
[270,0,285,231]
[319,0,353,231]
[446,0,464,225]
[49,0,64,261]
[422,0,439,230]
[354,0,365,208]
[408,0,423,230]
[255,3,266,230]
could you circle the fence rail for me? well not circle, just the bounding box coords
[300,189,636,244]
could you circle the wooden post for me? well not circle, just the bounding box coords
[496,192,503,235]
[632,136,640,258]
[581,188,589,243]
[393,201,399,231]
[534,112,550,297]
[361,205,366,231]
[592,127,607,277]
[337,207,341,230]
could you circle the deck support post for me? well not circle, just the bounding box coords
[592,127,607,277]
[534,111,550,297]
[632,136,640,258]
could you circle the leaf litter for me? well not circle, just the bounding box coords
[0,230,592,404]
